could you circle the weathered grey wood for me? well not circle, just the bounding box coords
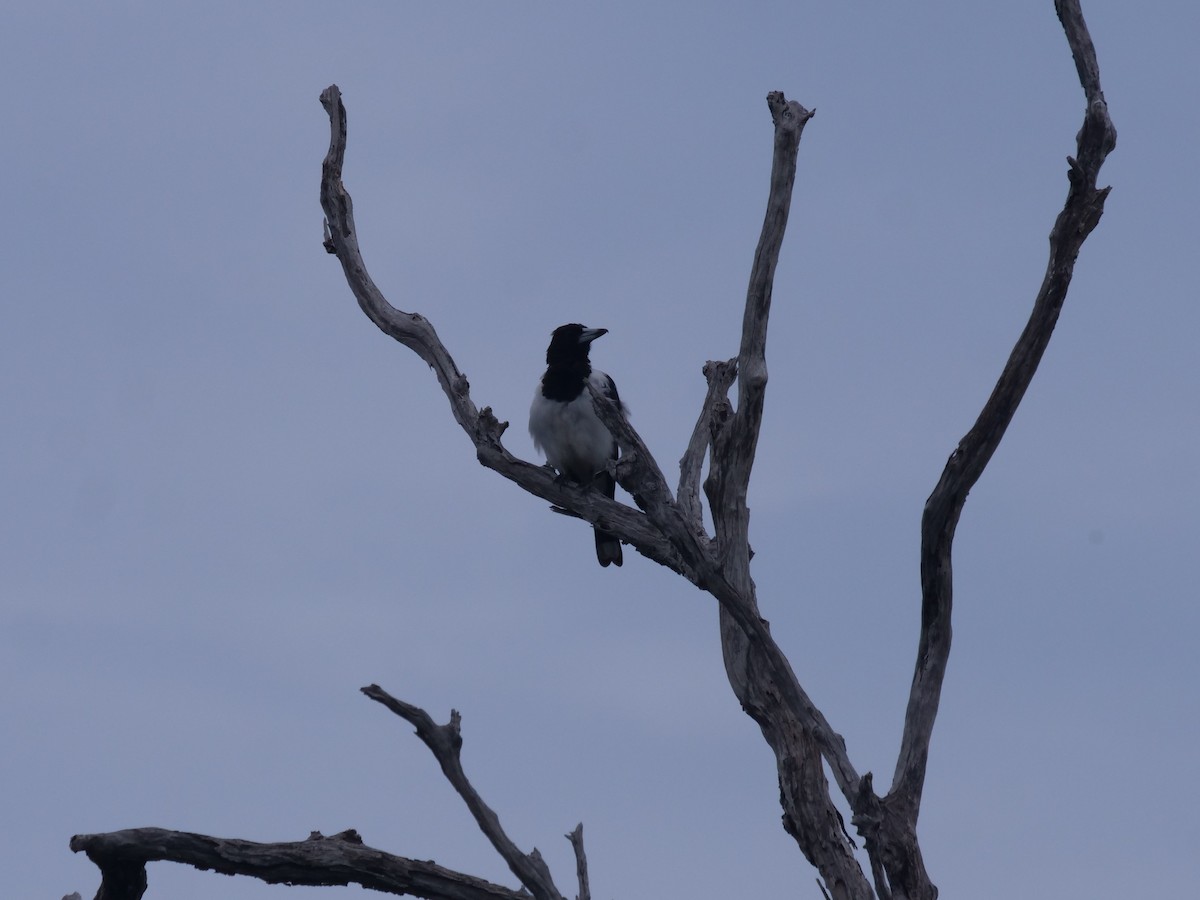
[565,824,590,900]
[69,828,529,900]
[690,93,873,900]
[865,2,1116,898]
[324,77,867,897]
[318,86,693,581]
[676,358,736,537]
[361,685,567,900]
[891,0,1116,819]
[71,5,1115,898]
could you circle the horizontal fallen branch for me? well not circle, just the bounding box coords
[69,827,528,900]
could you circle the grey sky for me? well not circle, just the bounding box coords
[3,2,1197,898]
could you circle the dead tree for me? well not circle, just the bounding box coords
[70,2,1115,898]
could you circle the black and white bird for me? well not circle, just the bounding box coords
[529,323,624,567]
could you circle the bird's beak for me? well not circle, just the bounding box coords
[580,327,608,344]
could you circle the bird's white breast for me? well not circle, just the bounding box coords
[529,373,616,480]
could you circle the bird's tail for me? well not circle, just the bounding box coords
[594,527,623,567]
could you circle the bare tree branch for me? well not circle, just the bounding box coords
[320,82,868,892]
[71,10,1116,893]
[318,85,696,581]
[362,685,568,900]
[677,359,737,536]
[848,3,1117,898]
[565,825,590,900]
[588,302,864,798]
[892,0,1116,816]
[69,828,529,900]
[607,92,872,900]
[321,85,864,848]
[719,93,814,573]
[319,88,478,439]
[577,99,862,804]
[713,93,879,894]
[69,687,580,900]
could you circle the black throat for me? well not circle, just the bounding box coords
[541,358,591,402]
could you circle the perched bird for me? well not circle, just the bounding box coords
[529,323,624,567]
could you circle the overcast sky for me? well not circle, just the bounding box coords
[3,2,1197,898]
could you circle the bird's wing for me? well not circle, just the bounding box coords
[593,370,626,415]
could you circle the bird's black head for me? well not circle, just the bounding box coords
[545,323,607,367]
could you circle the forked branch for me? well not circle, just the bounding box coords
[320,83,861,818]
[321,78,864,895]
[361,685,568,900]
[319,85,699,582]
[69,690,581,900]
[69,8,1114,896]
[677,358,737,535]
